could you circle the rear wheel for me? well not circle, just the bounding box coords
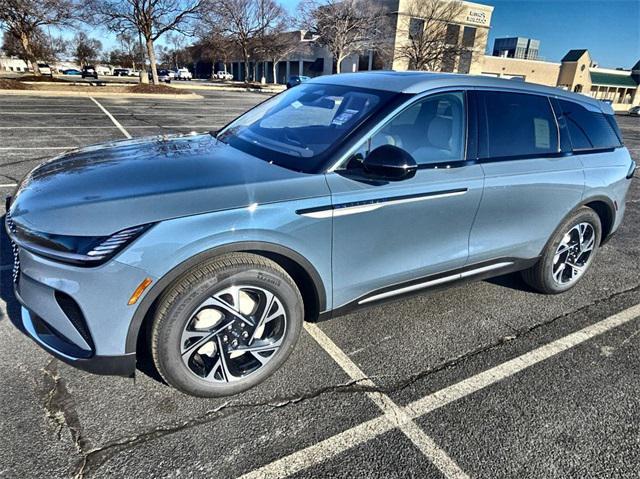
[151,253,304,397]
[522,207,601,294]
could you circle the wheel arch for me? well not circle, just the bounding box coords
[581,196,616,244]
[535,195,616,259]
[125,241,327,354]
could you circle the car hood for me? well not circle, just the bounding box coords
[10,133,327,236]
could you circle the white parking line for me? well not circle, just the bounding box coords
[0,126,213,129]
[89,97,132,139]
[0,147,72,150]
[240,303,640,479]
[303,323,468,479]
[0,183,18,188]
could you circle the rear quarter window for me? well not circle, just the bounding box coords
[557,99,622,150]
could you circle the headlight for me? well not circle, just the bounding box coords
[8,222,153,266]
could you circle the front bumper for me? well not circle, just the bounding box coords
[17,285,135,376]
[10,246,154,377]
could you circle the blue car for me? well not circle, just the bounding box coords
[6,72,634,396]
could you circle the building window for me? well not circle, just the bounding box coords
[441,48,456,72]
[458,51,473,74]
[445,24,460,46]
[409,18,424,40]
[462,27,476,48]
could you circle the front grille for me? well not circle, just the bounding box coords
[5,208,20,284]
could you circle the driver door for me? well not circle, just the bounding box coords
[325,91,485,309]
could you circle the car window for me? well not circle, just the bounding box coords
[479,91,559,159]
[557,99,622,150]
[369,92,465,165]
[217,83,395,172]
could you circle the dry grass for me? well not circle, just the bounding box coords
[0,78,33,90]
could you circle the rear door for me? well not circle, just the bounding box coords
[325,90,485,308]
[468,89,584,264]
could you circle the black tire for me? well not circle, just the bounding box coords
[151,253,304,397]
[521,207,602,294]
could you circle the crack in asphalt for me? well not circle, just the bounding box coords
[71,281,640,478]
[41,359,90,455]
[72,377,369,478]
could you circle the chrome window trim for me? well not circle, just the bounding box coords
[326,87,471,173]
[297,188,468,219]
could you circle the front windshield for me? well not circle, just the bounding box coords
[217,83,395,173]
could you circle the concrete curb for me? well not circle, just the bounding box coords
[0,89,204,100]
[169,83,284,94]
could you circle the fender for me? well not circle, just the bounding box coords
[124,241,327,353]
[536,194,617,258]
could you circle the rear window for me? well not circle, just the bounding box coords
[479,91,559,159]
[557,99,622,150]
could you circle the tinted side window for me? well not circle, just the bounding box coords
[558,99,622,150]
[369,92,465,165]
[479,91,558,159]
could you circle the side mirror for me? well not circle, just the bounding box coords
[363,145,417,181]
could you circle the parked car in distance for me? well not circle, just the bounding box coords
[129,69,140,77]
[286,75,310,88]
[81,65,98,79]
[112,68,129,76]
[6,72,634,397]
[151,69,172,83]
[61,68,82,76]
[37,63,53,77]
[213,71,233,80]
[175,68,193,80]
[95,65,112,76]
[629,105,640,116]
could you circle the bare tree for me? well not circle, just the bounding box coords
[117,32,145,70]
[2,29,68,65]
[165,32,187,68]
[73,31,102,67]
[83,0,202,84]
[0,0,75,75]
[201,0,285,83]
[394,0,480,72]
[260,30,299,84]
[196,29,238,75]
[299,0,389,74]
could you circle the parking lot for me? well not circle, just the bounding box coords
[1,91,639,479]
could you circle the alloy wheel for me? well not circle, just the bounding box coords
[180,285,287,383]
[552,222,596,285]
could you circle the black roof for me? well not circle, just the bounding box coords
[562,49,588,62]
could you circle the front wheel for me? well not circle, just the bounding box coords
[151,253,304,397]
[522,207,602,294]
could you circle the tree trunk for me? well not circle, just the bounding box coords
[20,32,39,76]
[272,60,278,85]
[336,53,346,74]
[146,37,159,85]
[242,46,250,83]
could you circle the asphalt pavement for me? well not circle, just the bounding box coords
[0,90,639,479]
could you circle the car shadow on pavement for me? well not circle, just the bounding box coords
[0,214,23,331]
[485,271,536,292]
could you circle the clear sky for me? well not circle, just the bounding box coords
[468,0,640,68]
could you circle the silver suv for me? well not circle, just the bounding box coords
[6,72,635,397]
